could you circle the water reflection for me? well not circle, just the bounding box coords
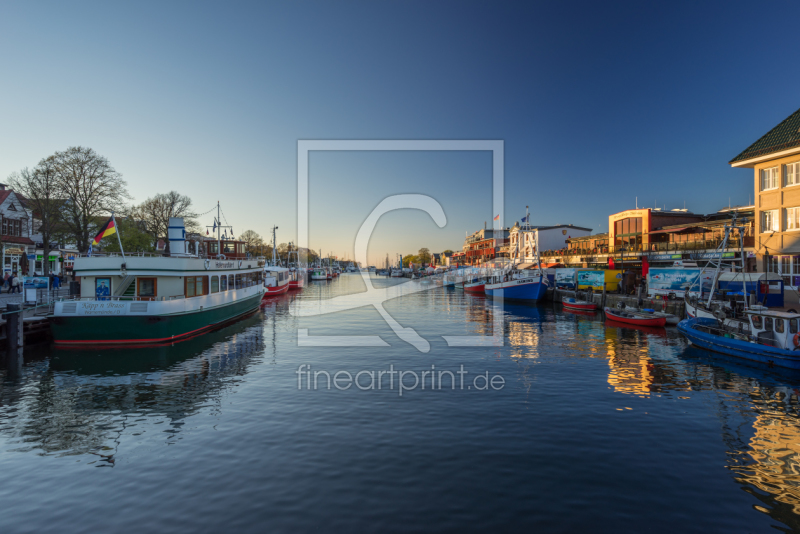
[0,312,267,462]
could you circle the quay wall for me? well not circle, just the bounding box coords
[550,288,686,316]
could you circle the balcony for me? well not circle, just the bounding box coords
[541,236,753,259]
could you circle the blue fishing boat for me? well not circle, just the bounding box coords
[677,309,800,369]
[484,271,548,301]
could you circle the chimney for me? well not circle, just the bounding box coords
[0,184,7,190]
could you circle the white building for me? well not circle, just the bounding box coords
[509,222,592,264]
[0,186,36,276]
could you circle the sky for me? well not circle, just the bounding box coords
[2,0,800,266]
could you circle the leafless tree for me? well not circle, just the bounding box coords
[53,147,129,253]
[131,191,199,245]
[238,229,264,255]
[8,156,65,275]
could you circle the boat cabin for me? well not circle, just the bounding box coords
[717,273,784,308]
[746,308,800,350]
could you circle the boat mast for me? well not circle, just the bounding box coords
[705,216,733,308]
[271,225,278,266]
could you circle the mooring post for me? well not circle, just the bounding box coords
[7,303,22,352]
[602,282,607,310]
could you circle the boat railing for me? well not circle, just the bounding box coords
[541,237,749,258]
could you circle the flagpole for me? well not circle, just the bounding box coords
[113,212,126,261]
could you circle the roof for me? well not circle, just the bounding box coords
[730,106,800,164]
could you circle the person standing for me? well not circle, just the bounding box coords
[10,272,19,294]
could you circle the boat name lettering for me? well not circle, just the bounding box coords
[80,302,126,315]
[215,261,235,269]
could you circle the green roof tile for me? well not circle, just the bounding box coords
[730,106,800,164]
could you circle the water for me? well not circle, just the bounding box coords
[3,274,800,532]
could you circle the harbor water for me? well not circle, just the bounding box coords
[3,274,800,531]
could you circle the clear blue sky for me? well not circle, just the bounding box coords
[2,1,798,265]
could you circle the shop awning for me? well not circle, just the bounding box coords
[648,227,689,234]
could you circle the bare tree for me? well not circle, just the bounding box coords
[53,147,129,253]
[131,191,199,245]
[238,230,263,255]
[8,156,64,275]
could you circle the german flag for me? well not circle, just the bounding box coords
[92,216,116,245]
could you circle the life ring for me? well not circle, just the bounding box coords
[794,333,800,348]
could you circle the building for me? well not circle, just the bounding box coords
[540,206,755,273]
[509,223,592,264]
[730,106,800,280]
[0,186,35,276]
[462,227,510,265]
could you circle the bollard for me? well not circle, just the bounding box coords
[7,303,22,352]
[602,282,607,310]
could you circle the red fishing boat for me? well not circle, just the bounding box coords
[562,296,597,311]
[464,280,485,293]
[604,307,666,327]
[263,267,291,298]
[288,268,306,290]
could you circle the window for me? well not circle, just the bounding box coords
[137,278,157,299]
[221,275,228,291]
[787,162,800,187]
[765,316,774,332]
[211,276,219,293]
[788,207,800,231]
[761,210,779,233]
[184,276,208,298]
[228,274,234,290]
[791,319,798,334]
[761,166,780,191]
[765,255,779,274]
[752,315,762,329]
[776,318,785,333]
[783,256,792,274]
[235,274,242,289]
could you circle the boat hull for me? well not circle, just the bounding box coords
[678,317,800,369]
[604,307,666,327]
[562,297,597,311]
[50,292,263,345]
[464,283,485,294]
[484,277,547,301]
[263,283,290,297]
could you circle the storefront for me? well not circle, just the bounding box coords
[3,245,25,275]
[34,250,62,275]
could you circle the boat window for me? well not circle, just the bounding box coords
[764,316,774,332]
[137,278,157,299]
[221,275,228,291]
[776,318,785,334]
[235,274,242,289]
[791,319,798,334]
[752,315,762,329]
[228,275,234,290]
[185,276,207,298]
[211,276,219,293]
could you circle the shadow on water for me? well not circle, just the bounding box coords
[0,309,269,461]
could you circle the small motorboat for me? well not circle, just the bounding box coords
[562,296,597,311]
[604,307,666,327]
[615,302,678,325]
[464,280,485,294]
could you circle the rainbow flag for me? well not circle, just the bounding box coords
[92,216,117,245]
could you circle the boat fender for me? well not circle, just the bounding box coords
[204,259,210,270]
[239,260,243,268]
[794,333,800,348]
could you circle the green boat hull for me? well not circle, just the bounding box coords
[49,293,263,345]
